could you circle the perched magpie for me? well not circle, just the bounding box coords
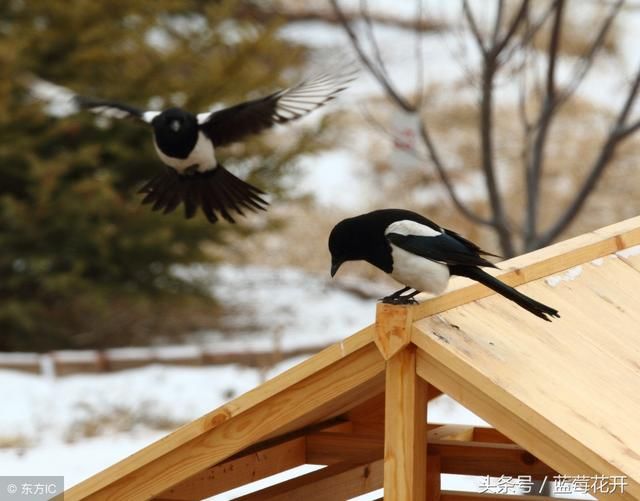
[75,70,355,223]
[329,209,560,321]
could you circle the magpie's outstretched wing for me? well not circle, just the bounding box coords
[75,96,158,124]
[197,69,356,147]
[386,231,498,269]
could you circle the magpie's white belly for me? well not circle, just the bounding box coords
[389,244,450,295]
[154,132,216,173]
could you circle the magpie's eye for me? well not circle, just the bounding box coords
[169,119,181,132]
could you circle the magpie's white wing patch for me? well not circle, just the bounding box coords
[270,70,357,122]
[198,66,358,147]
[196,104,226,125]
[142,111,161,123]
[385,220,442,237]
[75,96,149,123]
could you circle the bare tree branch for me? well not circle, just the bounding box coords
[523,0,565,249]
[493,0,530,55]
[414,0,427,109]
[499,0,559,66]
[419,122,494,226]
[462,0,487,54]
[492,0,505,45]
[615,117,640,141]
[537,62,640,247]
[330,0,415,112]
[467,1,531,255]
[360,0,391,82]
[555,0,624,109]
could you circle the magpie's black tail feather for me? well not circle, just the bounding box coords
[451,266,560,322]
[137,165,268,223]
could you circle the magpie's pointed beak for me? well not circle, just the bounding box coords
[330,260,342,278]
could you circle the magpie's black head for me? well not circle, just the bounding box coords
[329,212,395,276]
[151,108,199,159]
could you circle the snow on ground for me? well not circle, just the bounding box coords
[179,264,379,350]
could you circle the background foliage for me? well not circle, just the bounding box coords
[0,0,334,351]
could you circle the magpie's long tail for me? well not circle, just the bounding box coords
[450,266,560,322]
[138,165,268,223]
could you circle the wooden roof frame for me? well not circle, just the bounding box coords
[62,216,640,501]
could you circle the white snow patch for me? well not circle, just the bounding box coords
[545,266,583,287]
[590,257,604,267]
[176,264,374,351]
[617,244,640,259]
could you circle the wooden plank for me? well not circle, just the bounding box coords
[414,345,637,501]
[306,433,383,465]
[411,257,640,496]
[157,437,306,500]
[432,440,555,478]
[384,346,427,500]
[427,452,441,501]
[346,385,441,436]
[64,340,384,501]
[375,303,414,359]
[428,424,474,442]
[305,432,552,477]
[617,244,640,271]
[410,215,640,321]
[235,460,383,501]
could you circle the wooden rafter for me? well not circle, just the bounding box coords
[63,327,384,501]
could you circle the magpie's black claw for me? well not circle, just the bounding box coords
[379,295,418,305]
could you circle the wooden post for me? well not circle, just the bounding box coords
[384,344,428,500]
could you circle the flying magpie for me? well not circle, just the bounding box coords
[329,209,560,321]
[74,70,355,223]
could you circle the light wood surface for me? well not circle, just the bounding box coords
[235,460,383,501]
[412,215,640,321]
[158,437,306,500]
[413,246,640,500]
[64,327,383,500]
[384,346,427,500]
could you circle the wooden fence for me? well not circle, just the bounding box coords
[0,343,329,377]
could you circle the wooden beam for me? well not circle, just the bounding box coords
[428,424,474,442]
[433,440,555,478]
[306,433,383,465]
[305,432,553,477]
[427,452,441,501]
[346,385,441,436]
[411,215,640,321]
[375,303,414,359]
[64,337,384,501]
[157,437,306,500]
[158,417,350,500]
[384,345,427,500]
[235,460,383,501]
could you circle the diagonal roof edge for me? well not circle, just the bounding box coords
[410,215,640,321]
[63,324,381,500]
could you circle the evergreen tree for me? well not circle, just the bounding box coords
[0,0,333,350]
